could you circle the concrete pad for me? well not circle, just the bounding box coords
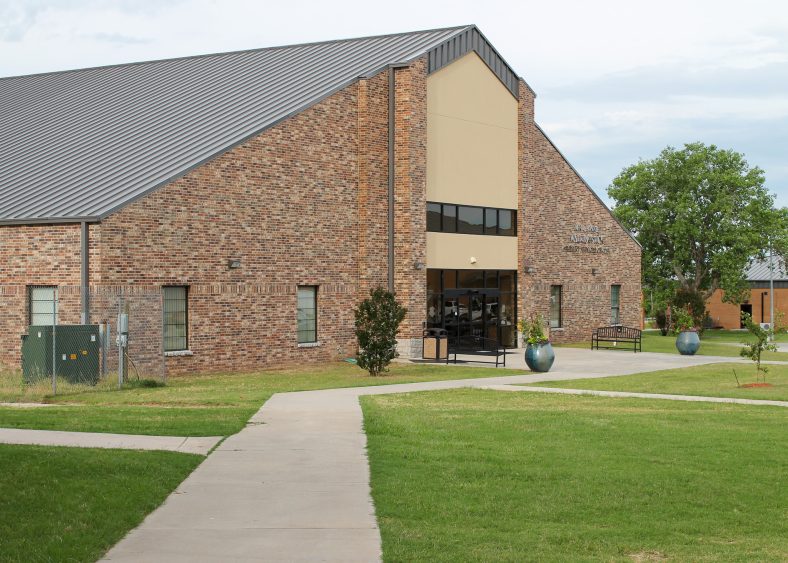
[0,428,221,455]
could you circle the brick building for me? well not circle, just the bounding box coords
[0,26,642,375]
[706,258,787,329]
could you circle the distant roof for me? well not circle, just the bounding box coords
[747,257,787,281]
[0,25,523,225]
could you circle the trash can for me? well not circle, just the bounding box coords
[422,328,448,360]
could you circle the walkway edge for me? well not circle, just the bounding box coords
[480,384,788,407]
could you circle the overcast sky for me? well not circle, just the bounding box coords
[2,0,787,208]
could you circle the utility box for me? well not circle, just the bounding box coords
[423,328,449,360]
[21,325,101,385]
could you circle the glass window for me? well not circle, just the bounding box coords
[427,203,442,232]
[443,270,457,289]
[29,286,57,326]
[457,206,484,235]
[499,271,516,294]
[458,270,484,289]
[611,284,621,325]
[550,285,562,328]
[297,286,318,343]
[485,270,498,288]
[163,286,188,352]
[498,209,515,236]
[442,205,457,233]
[484,208,498,235]
[427,269,441,293]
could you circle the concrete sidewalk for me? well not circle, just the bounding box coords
[0,428,222,455]
[482,384,788,408]
[103,348,745,562]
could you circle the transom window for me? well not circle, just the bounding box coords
[163,286,188,352]
[297,286,318,344]
[427,202,516,236]
[28,286,57,326]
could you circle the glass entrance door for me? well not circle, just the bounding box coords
[444,289,500,342]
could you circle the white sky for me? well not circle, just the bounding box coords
[2,0,787,207]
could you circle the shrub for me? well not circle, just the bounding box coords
[655,310,668,336]
[740,312,777,378]
[672,306,696,334]
[354,288,407,377]
[672,290,707,335]
[518,313,549,345]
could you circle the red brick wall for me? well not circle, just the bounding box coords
[98,84,362,374]
[0,224,92,366]
[707,287,788,329]
[518,81,642,342]
[392,58,428,354]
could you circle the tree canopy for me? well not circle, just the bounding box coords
[609,142,788,305]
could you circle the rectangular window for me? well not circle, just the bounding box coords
[484,208,498,235]
[426,202,442,232]
[550,285,562,328]
[442,204,457,233]
[425,202,516,236]
[28,286,57,326]
[611,284,621,325]
[297,286,318,344]
[163,286,188,352]
[498,209,515,236]
[457,206,484,235]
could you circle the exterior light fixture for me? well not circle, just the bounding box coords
[469,256,477,264]
[228,259,241,269]
[524,264,536,274]
[413,261,425,270]
[592,268,599,276]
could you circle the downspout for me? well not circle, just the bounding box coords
[81,221,89,324]
[387,66,395,293]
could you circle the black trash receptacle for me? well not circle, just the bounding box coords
[422,328,448,360]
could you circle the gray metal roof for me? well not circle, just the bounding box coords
[747,257,787,281]
[0,25,522,225]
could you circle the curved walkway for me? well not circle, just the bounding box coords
[102,349,781,562]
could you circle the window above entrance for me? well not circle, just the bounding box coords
[427,202,516,237]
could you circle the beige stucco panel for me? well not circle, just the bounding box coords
[427,52,518,209]
[426,232,518,270]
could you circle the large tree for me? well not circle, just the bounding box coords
[609,142,787,305]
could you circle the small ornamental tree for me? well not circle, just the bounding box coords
[740,312,777,379]
[354,288,407,377]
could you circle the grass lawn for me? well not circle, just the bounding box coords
[0,444,201,562]
[530,362,788,401]
[558,329,788,361]
[362,389,788,562]
[0,362,513,436]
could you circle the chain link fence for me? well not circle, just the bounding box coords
[2,285,166,397]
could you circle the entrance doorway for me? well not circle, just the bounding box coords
[426,269,517,347]
[740,304,752,328]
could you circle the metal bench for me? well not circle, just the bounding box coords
[447,335,506,367]
[591,325,642,352]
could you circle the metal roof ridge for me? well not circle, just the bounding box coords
[0,25,472,82]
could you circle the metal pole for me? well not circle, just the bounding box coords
[52,289,57,395]
[769,242,775,341]
[80,221,89,324]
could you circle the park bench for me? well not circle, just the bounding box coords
[447,335,507,367]
[591,325,642,352]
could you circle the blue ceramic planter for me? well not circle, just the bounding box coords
[525,342,555,372]
[675,331,700,355]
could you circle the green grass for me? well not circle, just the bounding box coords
[0,363,514,436]
[362,389,788,562]
[0,444,201,562]
[558,329,788,360]
[530,362,788,401]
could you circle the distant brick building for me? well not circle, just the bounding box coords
[0,26,641,375]
[706,258,787,329]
